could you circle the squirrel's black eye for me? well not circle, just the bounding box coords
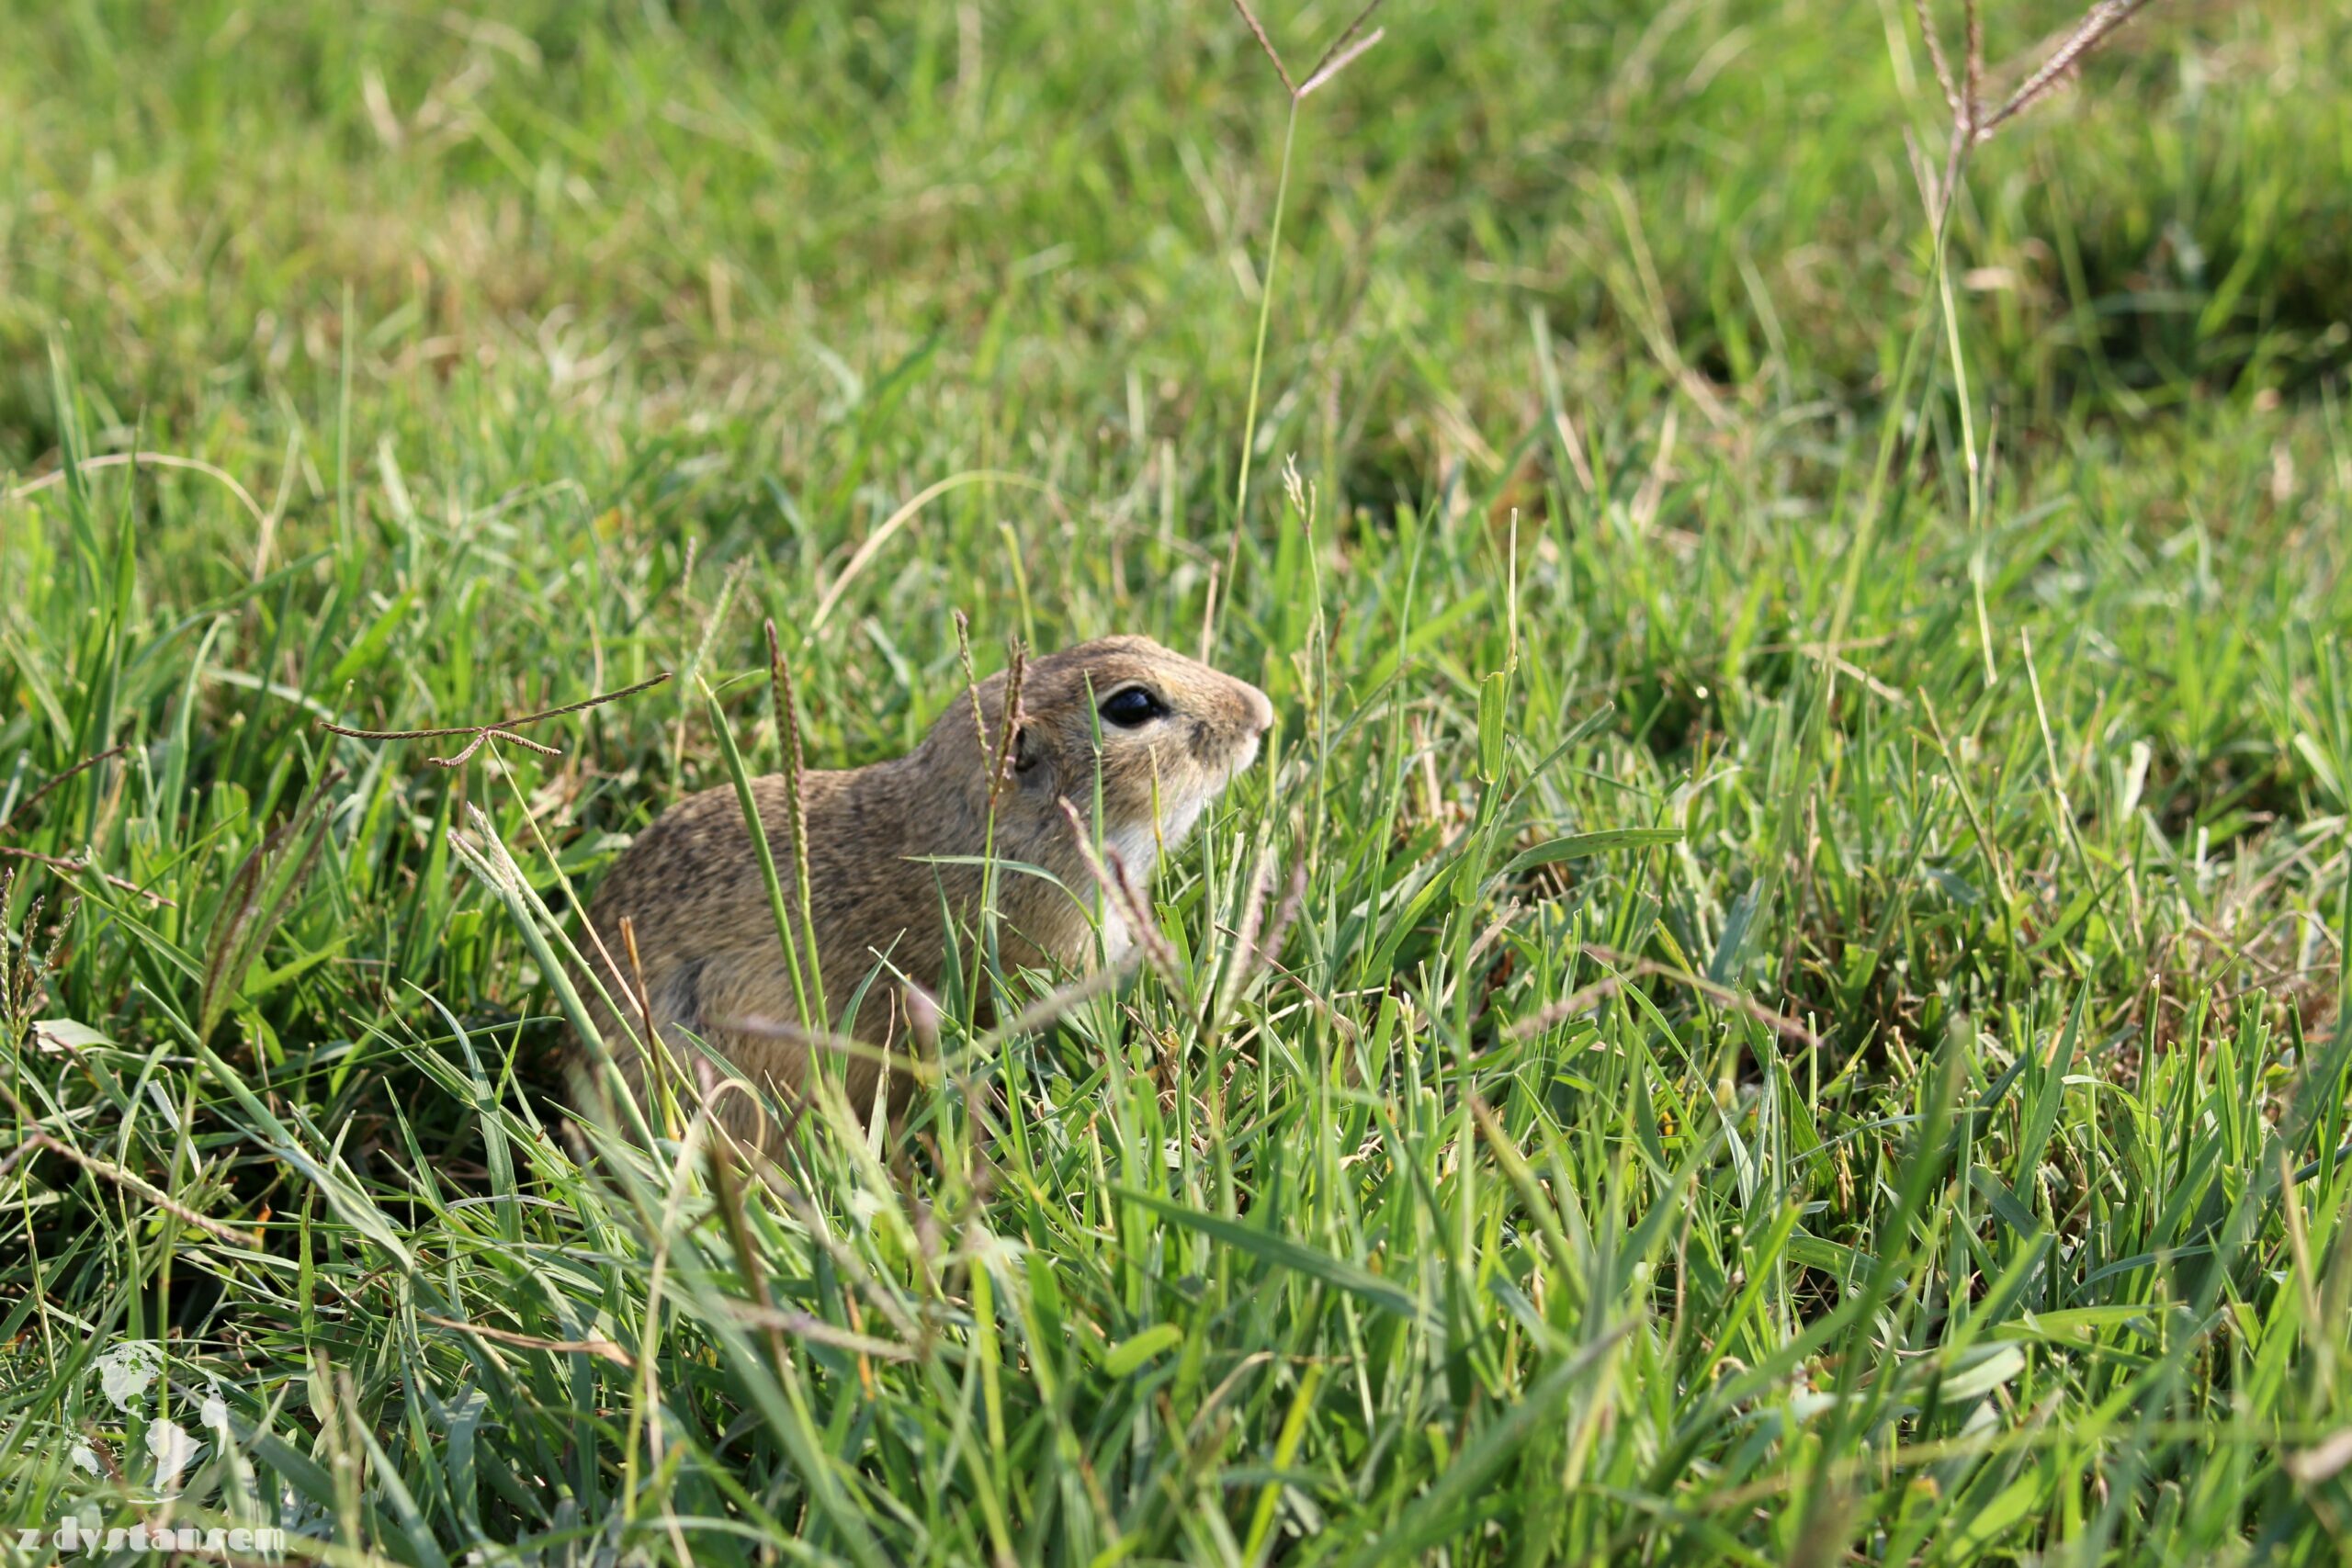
[1099,686,1166,728]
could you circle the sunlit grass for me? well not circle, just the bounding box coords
[4,0,2352,1560]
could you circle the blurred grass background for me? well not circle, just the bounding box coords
[4,0,2352,1560]
[6,0,2348,472]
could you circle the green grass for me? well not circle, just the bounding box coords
[5,0,2352,1560]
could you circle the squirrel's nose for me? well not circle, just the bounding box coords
[1242,684,1274,737]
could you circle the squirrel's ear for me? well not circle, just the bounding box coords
[1012,726,1044,776]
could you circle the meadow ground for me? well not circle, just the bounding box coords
[5,0,2352,1560]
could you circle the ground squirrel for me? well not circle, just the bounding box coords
[574,635,1275,1135]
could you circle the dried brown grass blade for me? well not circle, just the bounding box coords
[0,743,129,832]
[1979,0,2157,139]
[1227,0,1295,93]
[1298,28,1384,98]
[320,671,671,766]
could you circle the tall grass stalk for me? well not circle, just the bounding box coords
[1217,0,1386,613]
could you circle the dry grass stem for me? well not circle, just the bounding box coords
[1916,0,2164,194]
[1226,0,1295,94]
[0,743,129,832]
[6,449,270,528]
[0,845,173,907]
[1506,944,1822,1046]
[418,1313,635,1369]
[321,671,672,767]
[18,1130,261,1249]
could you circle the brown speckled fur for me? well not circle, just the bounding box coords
[573,635,1273,1137]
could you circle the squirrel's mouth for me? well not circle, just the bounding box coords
[1186,716,1263,783]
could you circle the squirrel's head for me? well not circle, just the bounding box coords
[928,634,1274,874]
